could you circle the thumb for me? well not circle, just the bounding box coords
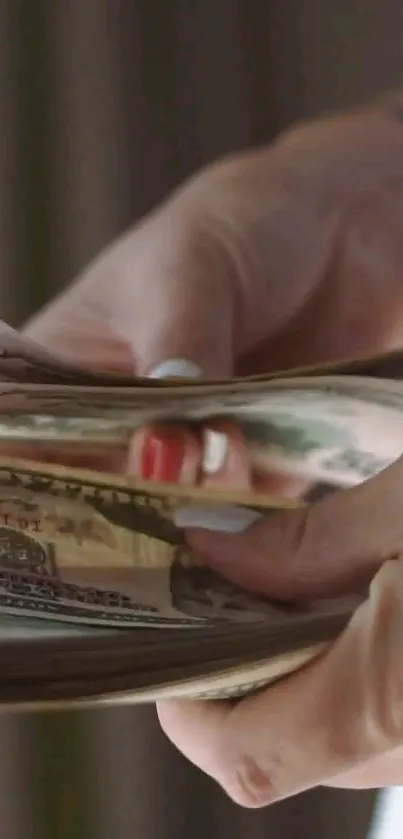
[107,199,237,380]
[23,198,237,380]
[186,456,403,600]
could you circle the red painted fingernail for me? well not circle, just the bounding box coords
[140,431,184,482]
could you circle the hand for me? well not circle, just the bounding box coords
[21,94,403,803]
[158,457,403,806]
[23,94,403,489]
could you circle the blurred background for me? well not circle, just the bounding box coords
[1,1,403,837]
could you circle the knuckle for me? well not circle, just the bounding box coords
[224,756,280,809]
[215,733,286,808]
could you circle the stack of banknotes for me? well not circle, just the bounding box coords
[0,320,401,712]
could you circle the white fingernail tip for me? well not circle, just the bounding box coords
[148,359,203,380]
[173,504,262,533]
[202,430,228,475]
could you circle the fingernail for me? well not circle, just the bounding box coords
[148,359,203,380]
[202,430,228,475]
[173,504,262,533]
[140,431,184,482]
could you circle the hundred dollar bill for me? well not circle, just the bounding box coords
[0,456,319,629]
[0,604,352,710]
[108,647,329,704]
[0,647,330,711]
[1,376,403,489]
[0,613,103,639]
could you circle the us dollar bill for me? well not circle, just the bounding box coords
[0,604,352,709]
[115,647,329,704]
[1,376,403,490]
[1,321,403,495]
[1,646,329,711]
[0,456,314,629]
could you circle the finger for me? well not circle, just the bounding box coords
[128,424,203,486]
[200,423,308,497]
[186,455,403,600]
[128,358,205,484]
[129,355,254,489]
[158,559,403,807]
[128,415,307,497]
[128,420,253,489]
[120,230,235,379]
[328,745,403,788]
[23,215,235,379]
[135,361,305,493]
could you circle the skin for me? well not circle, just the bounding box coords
[23,94,403,806]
